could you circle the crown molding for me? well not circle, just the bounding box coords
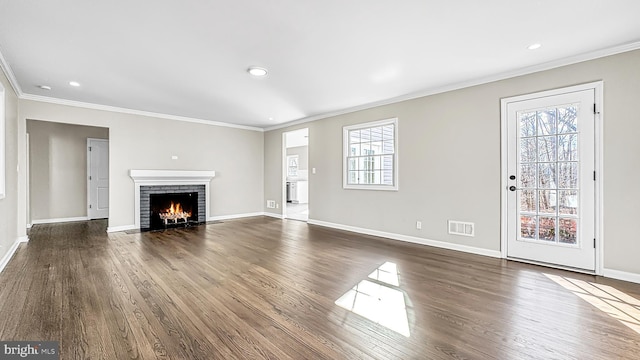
[19,93,264,132]
[0,45,23,97]
[265,40,640,131]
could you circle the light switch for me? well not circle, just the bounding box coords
[312,168,316,174]
[171,155,178,160]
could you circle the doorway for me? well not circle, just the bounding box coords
[283,128,309,221]
[501,83,602,272]
[27,120,109,224]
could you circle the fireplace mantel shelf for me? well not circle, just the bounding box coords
[130,170,216,183]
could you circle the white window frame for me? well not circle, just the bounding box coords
[0,82,5,200]
[343,117,398,191]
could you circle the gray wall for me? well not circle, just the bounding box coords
[0,66,20,262]
[19,101,264,229]
[264,49,640,275]
[27,120,108,222]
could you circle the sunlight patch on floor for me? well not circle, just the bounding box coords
[544,273,640,334]
[335,262,410,337]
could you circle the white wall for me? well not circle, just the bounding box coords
[18,101,264,230]
[0,66,20,264]
[27,120,109,222]
[264,49,640,277]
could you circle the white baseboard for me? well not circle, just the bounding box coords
[0,237,28,274]
[307,218,502,259]
[263,212,284,219]
[106,224,137,233]
[602,268,640,284]
[31,216,89,225]
[208,212,265,221]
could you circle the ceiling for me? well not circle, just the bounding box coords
[1,1,639,129]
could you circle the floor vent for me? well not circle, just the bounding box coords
[448,220,474,237]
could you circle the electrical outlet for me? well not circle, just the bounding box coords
[416,221,422,230]
[266,200,276,208]
[276,203,279,209]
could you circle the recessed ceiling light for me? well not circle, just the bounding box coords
[268,117,274,121]
[69,81,80,87]
[38,85,52,90]
[527,43,542,50]
[248,67,268,77]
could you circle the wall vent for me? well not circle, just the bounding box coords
[448,220,474,237]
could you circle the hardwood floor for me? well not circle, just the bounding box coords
[1,217,639,359]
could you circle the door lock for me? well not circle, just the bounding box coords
[509,186,517,191]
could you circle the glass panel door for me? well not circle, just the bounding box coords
[505,88,595,271]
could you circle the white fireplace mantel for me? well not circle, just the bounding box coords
[130,170,216,229]
[130,169,216,183]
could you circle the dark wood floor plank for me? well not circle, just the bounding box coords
[1,218,640,359]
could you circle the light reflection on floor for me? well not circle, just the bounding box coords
[335,262,410,337]
[545,273,640,334]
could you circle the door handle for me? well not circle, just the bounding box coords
[509,186,518,191]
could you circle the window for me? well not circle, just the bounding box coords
[0,82,5,199]
[287,155,299,177]
[343,118,398,190]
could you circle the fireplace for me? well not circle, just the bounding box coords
[149,191,198,230]
[139,185,206,231]
[130,170,216,232]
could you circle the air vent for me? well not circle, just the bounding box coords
[448,220,474,237]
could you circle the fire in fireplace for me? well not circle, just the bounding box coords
[149,192,199,230]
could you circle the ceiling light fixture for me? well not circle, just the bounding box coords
[248,66,268,77]
[69,81,80,87]
[527,43,542,50]
[38,85,52,90]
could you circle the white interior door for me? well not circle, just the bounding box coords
[505,88,596,271]
[88,138,109,219]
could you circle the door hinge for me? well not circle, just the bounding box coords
[89,175,92,180]
[89,204,92,209]
[594,238,596,248]
[593,103,596,114]
[89,146,92,151]
[593,171,596,181]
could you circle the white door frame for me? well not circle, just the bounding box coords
[500,81,604,275]
[26,133,30,228]
[282,132,288,219]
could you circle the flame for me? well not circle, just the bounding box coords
[168,201,182,214]
[159,201,191,222]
